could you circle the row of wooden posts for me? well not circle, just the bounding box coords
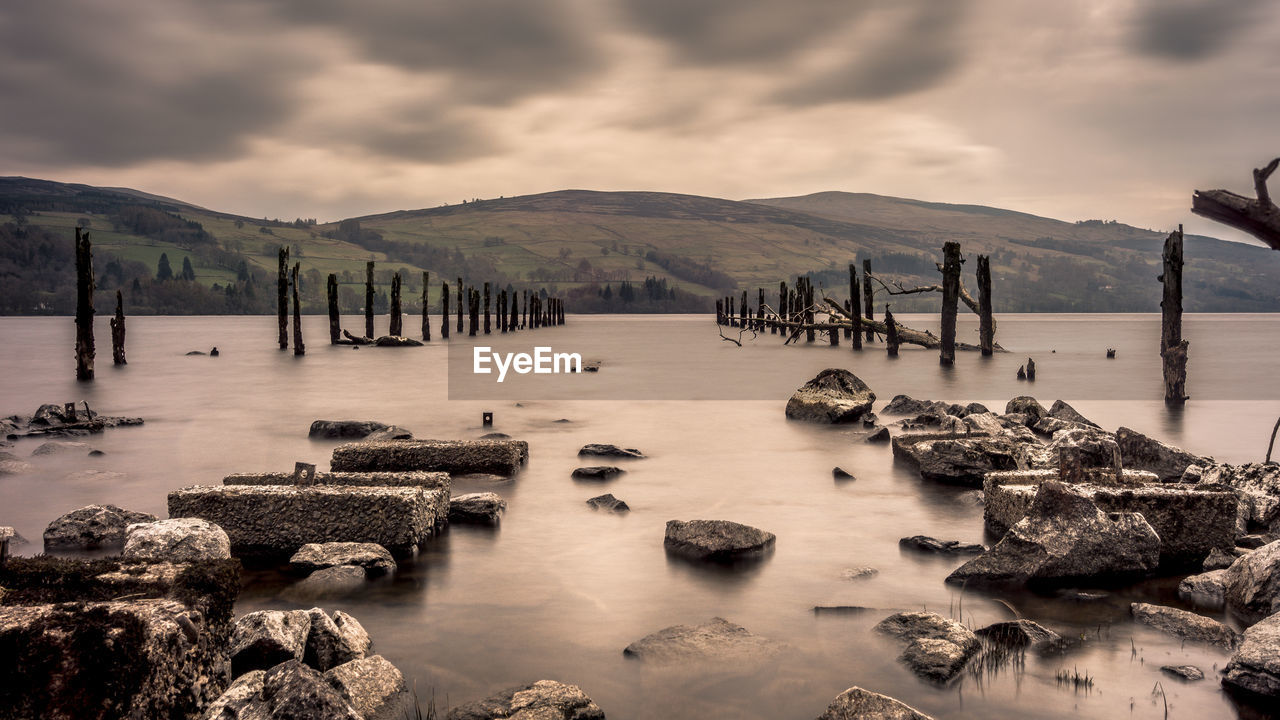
[715,242,997,364]
[275,250,566,355]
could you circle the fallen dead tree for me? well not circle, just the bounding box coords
[1191,157,1280,250]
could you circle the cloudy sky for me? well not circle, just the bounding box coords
[2,0,1277,240]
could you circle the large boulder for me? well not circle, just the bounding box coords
[1117,427,1211,482]
[892,434,1025,487]
[785,369,875,423]
[445,680,605,720]
[1048,400,1099,428]
[325,655,407,720]
[873,611,979,682]
[123,518,232,561]
[449,493,507,525]
[664,520,775,562]
[815,686,935,720]
[1179,569,1228,610]
[623,617,783,664]
[1130,602,1238,649]
[261,660,362,720]
[1224,539,1280,625]
[305,608,371,672]
[44,504,158,551]
[290,542,397,577]
[308,420,390,439]
[882,396,959,417]
[200,669,266,719]
[1222,611,1280,699]
[947,481,1160,586]
[1202,463,1280,536]
[1043,428,1122,482]
[1004,397,1048,422]
[230,610,312,677]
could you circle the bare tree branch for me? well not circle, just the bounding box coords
[1192,157,1280,251]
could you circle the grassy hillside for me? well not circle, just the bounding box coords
[2,177,1278,314]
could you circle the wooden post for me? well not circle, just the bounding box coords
[976,254,994,356]
[441,282,450,339]
[277,246,289,350]
[805,278,816,343]
[776,281,785,334]
[716,299,723,325]
[862,259,874,342]
[468,287,479,336]
[74,228,95,380]
[364,261,375,339]
[421,271,431,341]
[939,241,961,366]
[483,282,491,334]
[110,289,126,365]
[291,262,304,356]
[510,291,518,331]
[456,277,464,334]
[389,272,402,336]
[327,274,340,344]
[849,263,862,350]
[1161,226,1188,405]
[728,295,735,327]
[498,289,507,333]
[885,305,899,356]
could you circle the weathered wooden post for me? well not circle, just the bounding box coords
[727,295,735,327]
[441,282,451,339]
[110,289,126,365]
[939,241,962,366]
[364,261,375,339]
[498,289,507,333]
[716,299,723,325]
[277,247,289,349]
[421,271,431,341]
[74,228,95,380]
[468,287,479,336]
[456,278,464,334]
[389,272,402,336]
[291,262,304,356]
[740,290,747,329]
[1026,357,1036,381]
[805,278,816,343]
[483,282,491,334]
[326,274,340,344]
[775,281,785,334]
[885,305,899,357]
[757,289,765,331]
[850,263,863,351]
[509,292,518,331]
[862,259,874,342]
[1160,226,1188,405]
[976,254,994,356]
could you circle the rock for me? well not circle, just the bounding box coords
[230,610,312,677]
[882,396,951,417]
[32,403,70,425]
[31,440,94,456]
[959,490,985,506]
[62,469,126,484]
[1203,463,1280,536]
[308,420,390,440]
[784,368,876,424]
[1205,547,1238,571]
[1048,400,1098,428]
[448,492,507,525]
[1045,428,1122,482]
[43,504,159,550]
[1161,665,1205,682]
[947,481,1160,586]
[664,519,775,562]
[873,611,979,682]
[1117,427,1211,482]
[832,466,855,480]
[364,426,414,442]
[201,669,267,719]
[862,413,879,427]
[571,466,625,481]
[123,518,232,561]
[445,680,604,720]
[373,336,423,347]
[577,444,644,458]
[186,350,207,356]
[305,609,371,672]
[225,470,450,492]
[1179,569,1228,610]
[1224,539,1280,624]
[866,427,890,443]
[480,432,511,439]
[586,494,629,513]
[282,566,369,602]
[892,434,1025,487]
[963,412,1006,436]
[974,620,1061,648]
[898,536,985,555]
[1130,602,1238,648]
[0,456,33,474]
[261,660,362,720]
[623,617,782,663]
[1004,396,1048,422]
[841,566,878,581]
[1239,534,1270,550]
[1222,611,1280,698]
[290,542,397,577]
[1031,416,1088,438]
[325,655,406,720]
[331,439,528,476]
[814,686,935,720]
[1181,465,1204,483]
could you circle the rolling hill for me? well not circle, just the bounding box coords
[2,177,1278,315]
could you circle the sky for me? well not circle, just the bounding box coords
[2,0,1278,241]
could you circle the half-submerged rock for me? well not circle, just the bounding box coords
[974,620,1061,648]
[1117,426,1211,482]
[1179,569,1228,610]
[664,519,775,562]
[948,481,1160,586]
[898,535,985,555]
[230,609,312,677]
[578,444,644,458]
[290,542,397,577]
[623,617,783,664]
[122,517,232,561]
[1130,602,1238,649]
[1224,539,1280,625]
[572,466,625,480]
[1222,611,1280,699]
[308,420,390,439]
[449,492,507,525]
[785,369,875,423]
[815,686,935,720]
[445,680,605,720]
[874,611,980,683]
[587,494,629,513]
[44,504,158,551]
[332,438,528,476]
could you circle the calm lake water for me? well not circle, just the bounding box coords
[2,313,1279,720]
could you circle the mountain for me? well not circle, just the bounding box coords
[2,177,1278,315]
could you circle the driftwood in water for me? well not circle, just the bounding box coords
[1192,157,1280,250]
[110,289,126,365]
[1160,226,1188,405]
[364,261,375,339]
[884,306,899,356]
[421,271,431,341]
[939,241,961,366]
[327,274,340,344]
[277,246,289,350]
[342,329,373,345]
[821,299,999,352]
[862,259,874,342]
[291,262,304,356]
[440,282,450,339]
[976,254,994,356]
[389,272,402,337]
[74,228,95,380]
[484,282,491,334]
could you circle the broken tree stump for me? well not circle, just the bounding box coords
[1026,357,1036,381]
[365,261,375,339]
[1160,226,1188,406]
[291,263,304,356]
[484,282,491,334]
[440,281,450,339]
[389,272,402,337]
[277,246,289,350]
[849,265,862,350]
[74,227,95,380]
[939,241,961,366]
[884,305,899,356]
[421,271,431,341]
[468,287,479,336]
[976,254,994,356]
[862,259,874,342]
[110,289,126,366]
[456,277,464,334]
[326,273,340,344]
[509,291,518,332]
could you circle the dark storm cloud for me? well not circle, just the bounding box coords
[1131,0,1263,61]
[774,1,971,104]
